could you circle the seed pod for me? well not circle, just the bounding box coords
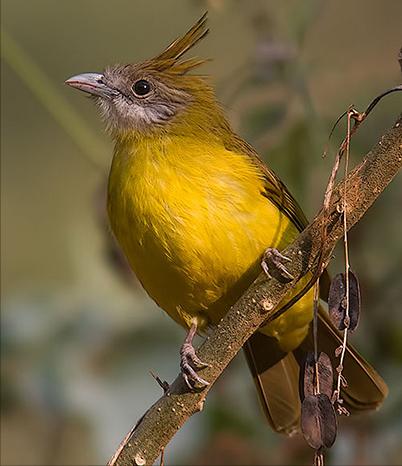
[328,271,360,332]
[347,270,360,332]
[302,352,334,400]
[301,394,337,450]
[328,273,346,330]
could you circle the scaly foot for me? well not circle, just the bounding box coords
[261,247,294,282]
[180,323,209,389]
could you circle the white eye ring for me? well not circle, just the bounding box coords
[132,79,152,97]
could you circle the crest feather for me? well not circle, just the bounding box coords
[153,13,209,73]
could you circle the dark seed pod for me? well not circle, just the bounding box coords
[347,270,360,332]
[328,273,345,330]
[302,352,334,399]
[301,394,337,450]
[328,271,360,332]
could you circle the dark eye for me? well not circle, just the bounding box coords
[132,79,151,97]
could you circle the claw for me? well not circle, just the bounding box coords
[261,247,294,282]
[181,342,209,369]
[181,363,209,389]
[180,323,210,389]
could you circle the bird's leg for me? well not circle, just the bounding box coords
[180,322,209,389]
[261,247,294,282]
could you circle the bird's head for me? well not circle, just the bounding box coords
[66,14,226,139]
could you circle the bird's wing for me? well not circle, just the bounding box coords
[224,132,333,302]
[224,133,308,233]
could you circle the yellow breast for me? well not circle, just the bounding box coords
[107,134,313,351]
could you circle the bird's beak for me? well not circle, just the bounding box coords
[65,73,118,99]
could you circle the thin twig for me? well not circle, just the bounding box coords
[313,281,320,395]
[334,108,353,414]
[150,372,170,394]
[322,109,349,158]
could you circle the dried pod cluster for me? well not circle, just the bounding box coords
[301,352,337,451]
[301,270,362,462]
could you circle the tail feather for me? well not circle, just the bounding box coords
[244,305,387,434]
[244,333,301,435]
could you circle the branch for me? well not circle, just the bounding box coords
[109,116,402,466]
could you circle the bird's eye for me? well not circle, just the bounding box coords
[132,79,151,97]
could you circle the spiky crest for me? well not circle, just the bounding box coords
[151,13,209,74]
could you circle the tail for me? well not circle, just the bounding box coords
[243,305,388,435]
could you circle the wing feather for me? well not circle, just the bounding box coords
[224,134,308,232]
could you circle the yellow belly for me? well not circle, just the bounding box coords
[107,135,313,351]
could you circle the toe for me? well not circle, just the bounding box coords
[188,352,209,369]
[181,361,209,388]
[262,247,294,281]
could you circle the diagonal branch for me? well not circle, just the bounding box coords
[109,116,402,466]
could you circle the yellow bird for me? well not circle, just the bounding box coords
[66,14,387,434]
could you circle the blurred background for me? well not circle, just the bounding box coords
[1,0,402,464]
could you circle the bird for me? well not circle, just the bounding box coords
[66,13,387,435]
